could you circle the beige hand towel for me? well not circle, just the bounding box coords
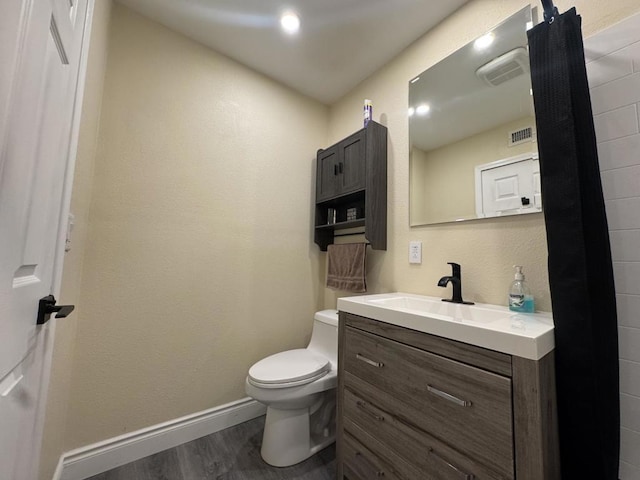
[326,243,367,292]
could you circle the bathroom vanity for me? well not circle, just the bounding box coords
[336,293,560,480]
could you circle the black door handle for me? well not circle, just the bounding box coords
[521,196,531,206]
[37,295,75,325]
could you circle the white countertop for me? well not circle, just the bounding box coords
[337,292,555,360]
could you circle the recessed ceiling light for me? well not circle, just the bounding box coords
[280,12,300,35]
[416,104,430,115]
[474,32,495,50]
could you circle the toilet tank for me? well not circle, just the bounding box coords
[307,310,339,368]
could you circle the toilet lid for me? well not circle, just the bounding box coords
[248,349,330,387]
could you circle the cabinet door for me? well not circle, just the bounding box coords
[316,146,339,201]
[339,131,366,195]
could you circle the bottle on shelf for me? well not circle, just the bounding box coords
[364,99,372,127]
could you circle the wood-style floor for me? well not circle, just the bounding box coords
[87,416,336,480]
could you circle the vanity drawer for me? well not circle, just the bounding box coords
[343,387,504,480]
[343,325,514,478]
[344,312,512,377]
[343,430,419,480]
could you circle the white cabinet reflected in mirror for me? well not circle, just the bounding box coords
[409,6,541,226]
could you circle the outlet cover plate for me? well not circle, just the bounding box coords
[409,241,422,264]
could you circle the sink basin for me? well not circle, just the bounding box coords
[337,292,554,360]
[368,296,503,324]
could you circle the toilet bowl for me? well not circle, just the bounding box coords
[245,309,338,467]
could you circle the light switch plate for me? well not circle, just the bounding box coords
[409,241,422,264]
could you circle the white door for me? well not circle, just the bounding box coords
[0,0,88,478]
[475,154,542,218]
[532,159,542,209]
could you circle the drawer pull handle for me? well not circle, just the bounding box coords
[355,452,385,476]
[356,400,385,422]
[429,448,475,480]
[427,384,472,407]
[356,353,384,368]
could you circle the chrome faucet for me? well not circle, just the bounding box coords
[437,262,474,305]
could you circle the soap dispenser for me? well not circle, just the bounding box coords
[509,266,535,313]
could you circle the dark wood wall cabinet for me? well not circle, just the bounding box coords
[314,121,387,251]
[337,312,560,480]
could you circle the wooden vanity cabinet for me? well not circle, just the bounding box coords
[336,312,560,480]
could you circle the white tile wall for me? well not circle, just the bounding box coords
[601,166,640,201]
[584,14,640,63]
[593,104,639,142]
[619,327,640,363]
[617,294,640,329]
[606,198,640,230]
[586,46,634,88]
[620,461,640,480]
[614,263,640,295]
[622,394,640,431]
[620,360,640,397]
[591,73,640,115]
[598,134,640,170]
[610,231,640,261]
[585,12,640,478]
[621,428,640,467]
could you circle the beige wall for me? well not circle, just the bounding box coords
[411,116,537,225]
[61,4,328,450]
[39,1,113,478]
[324,0,640,312]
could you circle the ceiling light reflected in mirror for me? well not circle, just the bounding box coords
[416,104,431,115]
[474,31,495,50]
[280,12,300,34]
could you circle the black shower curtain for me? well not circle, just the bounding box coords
[528,8,619,479]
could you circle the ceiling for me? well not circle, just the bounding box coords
[116,0,469,105]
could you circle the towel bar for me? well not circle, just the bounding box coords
[333,230,367,238]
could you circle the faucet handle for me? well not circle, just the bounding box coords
[447,262,461,277]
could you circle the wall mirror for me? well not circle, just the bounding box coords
[409,6,540,226]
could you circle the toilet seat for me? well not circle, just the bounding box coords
[248,349,330,389]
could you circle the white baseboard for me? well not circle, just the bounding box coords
[58,397,266,480]
[51,456,64,480]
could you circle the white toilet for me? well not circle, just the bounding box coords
[245,309,339,467]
